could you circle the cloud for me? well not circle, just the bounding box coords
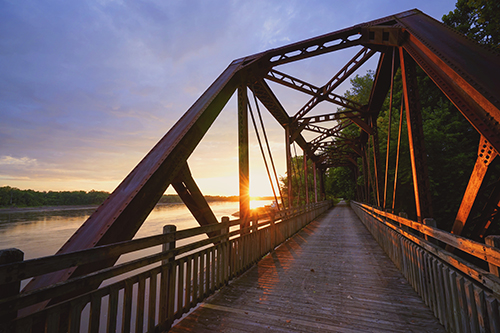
[0,0,457,193]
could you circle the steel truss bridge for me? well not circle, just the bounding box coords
[1,9,500,332]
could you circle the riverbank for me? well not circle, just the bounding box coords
[0,202,190,214]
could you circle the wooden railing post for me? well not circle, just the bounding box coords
[162,225,176,265]
[423,218,438,245]
[162,225,176,329]
[270,211,276,251]
[221,217,230,286]
[0,248,24,332]
[485,236,500,277]
[399,212,409,233]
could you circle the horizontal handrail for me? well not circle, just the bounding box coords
[352,202,500,267]
[0,202,316,284]
[351,201,500,332]
[0,201,331,317]
[352,201,500,296]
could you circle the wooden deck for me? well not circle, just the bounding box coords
[170,201,445,332]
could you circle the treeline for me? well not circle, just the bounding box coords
[323,1,500,235]
[0,186,241,208]
[0,186,110,208]
[158,195,239,204]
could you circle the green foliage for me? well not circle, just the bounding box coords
[443,0,500,51]
[325,167,356,200]
[0,186,110,208]
[0,187,241,209]
[324,61,478,229]
[280,154,320,206]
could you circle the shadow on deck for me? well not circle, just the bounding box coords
[170,201,445,332]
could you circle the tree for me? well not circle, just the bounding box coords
[442,0,500,51]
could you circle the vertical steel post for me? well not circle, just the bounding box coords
[371,128,381,207]
[286,126,293,208]
[238,85,250,231]
[304,149,309,204]
[362,144,370,203]
[383,47,396,209]
[400,48,433,222]
[313,162,318,203]
[392,100,404,213]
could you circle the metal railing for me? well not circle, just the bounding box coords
[0,201,331,332]
[351,201,500,332]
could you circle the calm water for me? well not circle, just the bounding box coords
[0,200,271,331]
[0,200,271,260]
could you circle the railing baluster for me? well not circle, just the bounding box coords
[147,273,157,332]
[135,278,145,333]
[107,286,119,333]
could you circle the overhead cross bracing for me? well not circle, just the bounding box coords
[19,8,500,318]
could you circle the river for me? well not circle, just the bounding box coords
[0,200,271,260]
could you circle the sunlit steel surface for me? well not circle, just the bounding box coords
[22,9,500,312]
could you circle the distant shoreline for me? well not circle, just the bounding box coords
[0,202,185,214]
[0,197,274,214]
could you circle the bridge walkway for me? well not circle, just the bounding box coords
[170,201,445,332]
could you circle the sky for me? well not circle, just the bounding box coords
[0,0,458,197]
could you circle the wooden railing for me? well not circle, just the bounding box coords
[0,201,331,332]
[351,201,500,333]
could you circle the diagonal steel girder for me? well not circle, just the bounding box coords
[21,59,248,311]
[265,68,373,135]
[266,69,364,111]
[396,12,500,155]
[292,47,377,123]
[249,79,317,162]
[309,121,355,151]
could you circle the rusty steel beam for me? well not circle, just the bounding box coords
[398,11,500,154]
[473,179,500,239]
[304,149,309,204]
[238,85,250,231]
[367,48,398,118]
[400,48,433,222]
[309,121,354,149]
[266,69,364,111]
[299,111,360,124]
[293,47,376,122]
[250,79,316,162]
[286,125,293,208]
[172,163,219,236]
[450,136,498,237]
[265,27,364,67]
[21,59,246,313]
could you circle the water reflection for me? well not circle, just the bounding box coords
[0,200,270,261]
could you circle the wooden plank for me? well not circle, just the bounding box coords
[205,250,211,297]
[441,265,454,332]
[192,254,199,306]
[176,259,184,319]
[107,286,119,333]
[435,260,449,327]
[449,270,463,333]
[147,273,157,332]
[464,280,480,332]
[135,278,145,333]
[184,256,192,313]
[456,276,471,333]
[355,204,500,297]
[45,306,61,333]
[171,202,445,332]
[473,285,487,333]
[121,279,133,333]
[355,202,500,267]
[486,294,500,332]
[68,299,84,333]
